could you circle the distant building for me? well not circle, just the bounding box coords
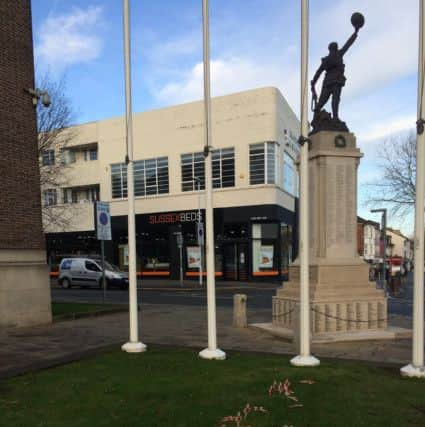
[357,217,380,262]
[386,228,413,261]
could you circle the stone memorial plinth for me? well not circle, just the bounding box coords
[265,131,409,342]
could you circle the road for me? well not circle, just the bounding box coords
[51,279,414,317]
[51,287,275,310]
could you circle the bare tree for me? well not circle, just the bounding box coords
[37,73,77,230]
[365,132,416,218]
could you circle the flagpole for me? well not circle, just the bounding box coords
[400,0,425,378]
[290,0,319,367]
[199,0,226,361]
[121,0,146,354]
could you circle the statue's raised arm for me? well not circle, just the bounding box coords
[340,31,358,56]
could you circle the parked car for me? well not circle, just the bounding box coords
[58,257,129,290]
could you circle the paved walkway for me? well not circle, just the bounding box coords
[0,302,417,380]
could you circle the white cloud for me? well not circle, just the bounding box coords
[357,115,415,143]
[156,57,295,105]
[148,0,419,146]
[312,0,418,99]
[35,6,104,72]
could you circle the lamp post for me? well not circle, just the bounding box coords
[198,0,226,361]
[121,0,146,354]
[290,0,319,368]
[400,0,425,379]
[371,208,387,294]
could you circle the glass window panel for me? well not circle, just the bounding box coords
[181,152,205,191]
[252,222,278,274]
[42,150,55,166]
[111,163,128,199]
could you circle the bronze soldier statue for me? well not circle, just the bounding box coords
[310,12,365,133]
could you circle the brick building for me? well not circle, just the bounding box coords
[0,0,51,327]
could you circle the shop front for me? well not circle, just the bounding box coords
[111,204,296,281]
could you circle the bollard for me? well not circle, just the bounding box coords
[233,294,247,328]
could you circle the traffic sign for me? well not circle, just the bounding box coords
[197,222,204,246]
[96,202,112,241]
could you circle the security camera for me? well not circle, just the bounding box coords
[41,92,51,108]
[24,88,51,108]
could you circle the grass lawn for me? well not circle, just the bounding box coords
[0,347,425,427]
[51,302,123,317]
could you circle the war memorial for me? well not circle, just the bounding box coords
[255,13,412,343]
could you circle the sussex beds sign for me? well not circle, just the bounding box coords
[148,211,202,225]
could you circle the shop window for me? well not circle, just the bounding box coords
[223,223,248,239]
[134,157,169,196]
[111,163,128,199]
[249,142,276,185]
[212,147,235,188]
[181,152,205,191]
[140,232,170,273]
[252,223,278,275]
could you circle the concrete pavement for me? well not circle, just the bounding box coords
[0,301,417,380]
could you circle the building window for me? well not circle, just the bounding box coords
[63,186,99,204]
[111,163,128,199]
[249,142,276,185]
[42,149,55,166]
[134,157,169,197]
[181,152,205,191]
[283,152,296,194]
[43,189,57,206]
[62,149,76,164]
[212,147,235,188]
[87,186,99,202]
[85,148,98,161]
[63,188,77,204]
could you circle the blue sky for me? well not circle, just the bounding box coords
[31,0,419,234]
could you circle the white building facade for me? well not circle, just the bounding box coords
[42,87,300,281]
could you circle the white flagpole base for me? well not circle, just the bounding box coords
[290,355,320,367]
[400,364,425,378]
[199,348,226,360]
[122,342,147,353]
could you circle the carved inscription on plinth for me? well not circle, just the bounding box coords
[335,165,345,241]
[324,160,356,256]
[345,164,355,244]
[326,164,337,246]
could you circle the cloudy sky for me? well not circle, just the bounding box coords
[31,0,419,234]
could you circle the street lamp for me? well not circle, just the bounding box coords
[371,208,387,295]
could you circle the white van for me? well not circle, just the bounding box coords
[58,257,129,290]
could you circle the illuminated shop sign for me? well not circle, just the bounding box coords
[148,211,202,225]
